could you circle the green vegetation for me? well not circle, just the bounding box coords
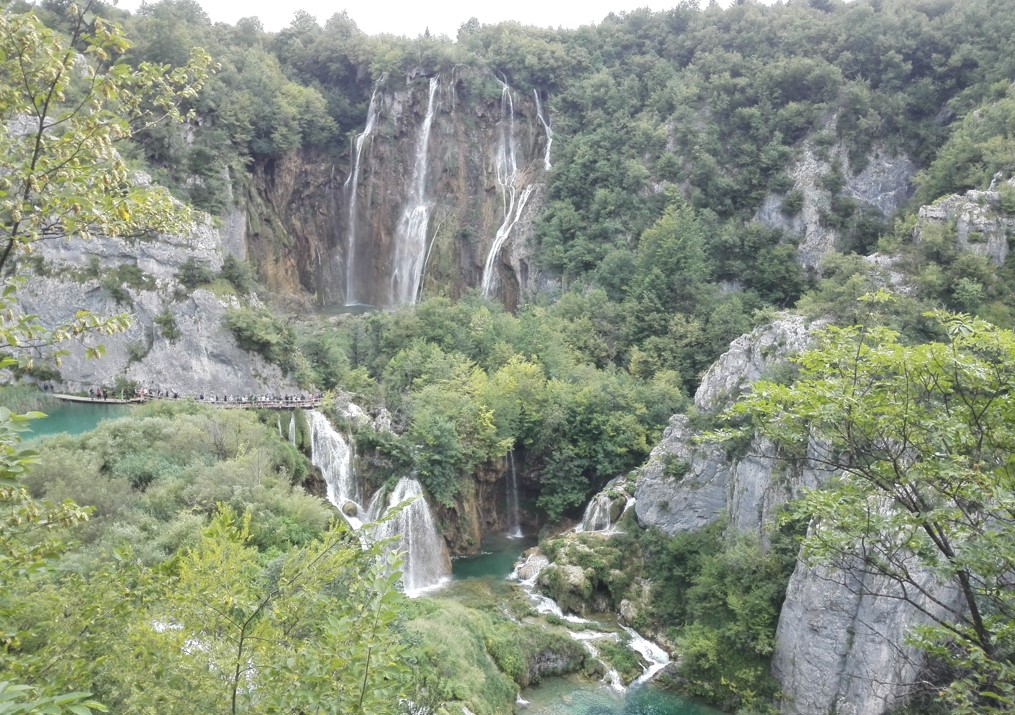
[266,297,684,522]
[537,515,799,711]
[7,1,1015,712]
[724,307,1015,714]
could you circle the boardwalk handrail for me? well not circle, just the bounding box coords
[52,393,323,410]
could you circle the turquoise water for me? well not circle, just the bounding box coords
[451,533,538,581]
[449,535,722,715]
[24,402,130,439]
[518,676,722,715]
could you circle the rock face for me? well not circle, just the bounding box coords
[635,315,822,537]
[756,126,914,273]
[14,220,295,396]
[633,312,960,714]
[773,557,961,715]
[250,73,553,311]
[915,176,1015,266]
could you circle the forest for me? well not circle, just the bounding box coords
[2,0,1015,713]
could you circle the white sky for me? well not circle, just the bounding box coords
[112,0,762,39]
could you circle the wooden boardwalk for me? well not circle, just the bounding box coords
[53,394,322,410]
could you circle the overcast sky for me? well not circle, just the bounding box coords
[113,0,765,39]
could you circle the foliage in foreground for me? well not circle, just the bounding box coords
[724,304,1015,713]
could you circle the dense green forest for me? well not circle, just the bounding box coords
[3,0,1015,712]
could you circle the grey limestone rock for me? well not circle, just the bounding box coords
[635,316,822,537]
[756,129,914,274]
[915,177,1015,267]
[14,219,295,396]
[773,556,960,715]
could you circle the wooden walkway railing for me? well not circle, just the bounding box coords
[52,394,322,410]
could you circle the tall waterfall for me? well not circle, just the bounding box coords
[344,88,380,306]
[390,77,440,307]
[534,89,553,171]
[307,410,362,516]
[481,81,534,298]
[372,477,452,595]
[506,450,523,538]
[288,413,296,446]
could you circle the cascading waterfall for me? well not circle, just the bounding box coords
[288,413,296,446]
[511,546,670,691]
[576,492,614,533]
[371,477,451,595]
[480,81,534,298]
[306,410,450,594]
[344,88,380,306]
[390,77,439,306]
[534,89,553,171]
[506,450,523,538]
[307,410,362,518]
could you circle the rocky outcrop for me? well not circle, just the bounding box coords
[13,220,295,395]
[634,315,823,537]
[915,176,1015,266]
[773,556,960,715]
[632,311,960,714]
[757,126,914,273]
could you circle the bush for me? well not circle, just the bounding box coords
[154,309,181,342]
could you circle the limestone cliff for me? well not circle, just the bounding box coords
[634,315,823,537]
[13,220,295,395]
[773,555,960,715]
[756,123,914,274]
[631,312,957,715]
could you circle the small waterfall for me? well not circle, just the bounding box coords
[276,415,283,439]
[506,450,523,538]
[534,89,553,171]
[390,77,440,307]
[480,81,534,299]
[510,549,671,690]
[287,413,296,446]
[344,88,381,306]
[623,626,672,685]
[576,492,614,533]
[307,410,362,516]
[371,477,451,595]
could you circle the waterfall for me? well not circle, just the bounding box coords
[511,548,670,690]
[287,413,296,446]
[576,492,614,533]
[344,88,381,306]
[390,77,440,307]
[506,450,523,538]
[534,89,553,171]
[276,415,283,439]
[623,626,672,685]
[480,82,534,299]
[371,477,451,595]
[307,410,363,517]
[306,411,451,595]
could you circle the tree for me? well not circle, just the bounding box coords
[724,303,1015,712]
[0,6,206,710]
[0,4,209,367]
[0,5,209,275]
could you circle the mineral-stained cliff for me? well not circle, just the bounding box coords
[13,220,294,395]
[243,71,552,311]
